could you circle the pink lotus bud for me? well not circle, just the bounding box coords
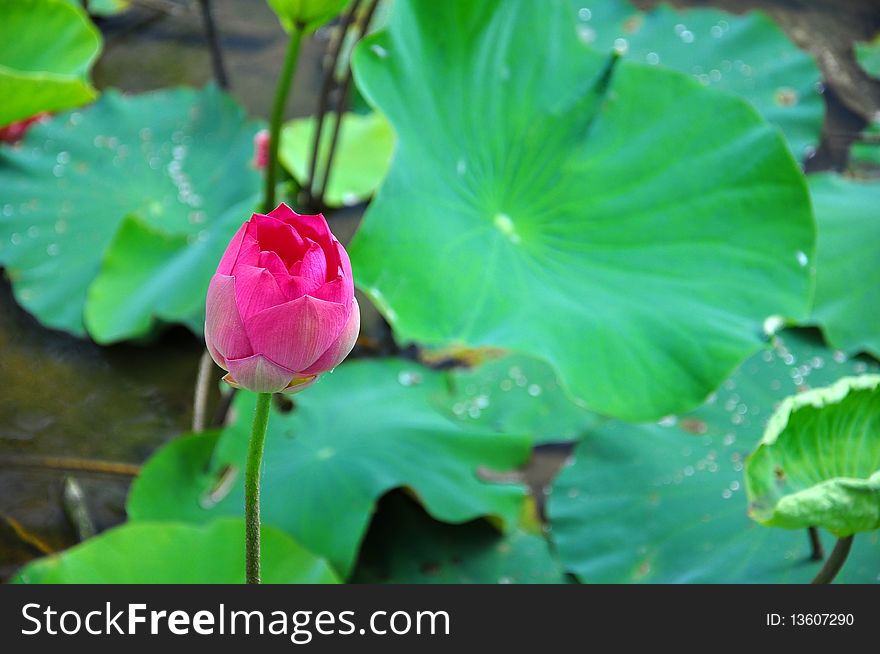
[205,203,360,393]
[252,129,270,170]
[0,113,49,143]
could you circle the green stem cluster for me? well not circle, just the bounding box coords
[263,24,305,214]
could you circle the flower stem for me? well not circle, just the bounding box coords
[192,349,214,432]
[807,526,824,561]
[811,535,854,584]
[245,392,272,584]
[263,24,305,213]
[196,0,230,90]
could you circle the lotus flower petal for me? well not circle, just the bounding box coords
[335,240,355,303]
[300,298,360,375]
[258,250,289,278]
[224,354,297,393]
[205,274,252,366]
[253,212,305,261]
[311,277,349,306]
[293,239,328,284]
[245,295,348,372]
[234,265,287,321]
[270,203,331,240]
[279,375,319,395]
[217,222,249,275]
[280,274,322,301]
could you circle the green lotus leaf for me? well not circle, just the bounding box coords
[12,519,339,584]
[349,0,813,421]
[442,353,602,444]
[572,0,824,159]
[746,375,880,536]
[855,35,880,78]
[128,359,531,577]
[547,330,880,583]
[808,173,880,358]
[0,85,263,341]
[0,0,101,127]
[279,112,394,207]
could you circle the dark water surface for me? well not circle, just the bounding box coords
[1,0,878,579]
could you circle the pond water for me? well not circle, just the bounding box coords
[0,0,876,579]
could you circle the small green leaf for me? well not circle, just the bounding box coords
[84,191,260,342]
[0,0,101,126]
[267,0,351,33]
[128,359,531,577]
[746,375,880,536]
[84,214,193,339]
[350,0,814,420]
[547,330,880,583]
[808,173,880,358]
[0,85,262,340]
[279,112,394,206]
[573,0,824,159]
[352,494,566,584]
[855,35,880,78]
[12,519,339,584]
[65,0,130,16]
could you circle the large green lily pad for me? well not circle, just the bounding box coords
[442,353,602,444]
[0,0,101,127]
[572,0,823,159]
[0,85,262,341]
[352,494,566,584]
[808,174,880,358]
[349,0,813,421]
[12,518,339,584]
[746,375,880,536]
[128,359,531,577]
[279,112,394,206]
[547,330,880,583]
